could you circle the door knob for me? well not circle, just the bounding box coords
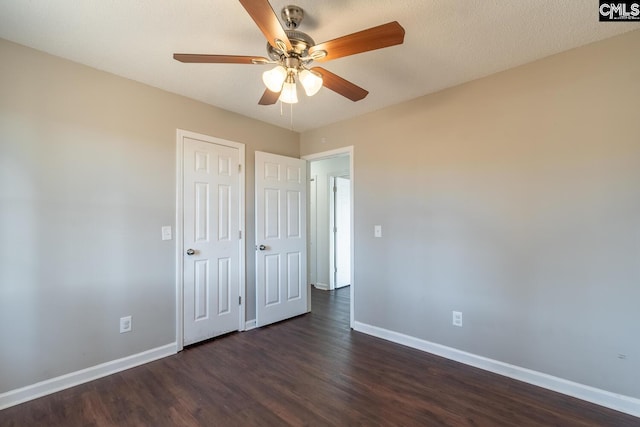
[257,244,266,251]
[186,248,195,256]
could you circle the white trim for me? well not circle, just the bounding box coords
[308,174,318,287]
[175,131,185,352]
[244,319,257,331]
[0,343,176,410]
[329,175,336,290]
[353,321,640,418]
[175,129,246,350]
[329,174,351,291]
[237,144,246,331]
[313,282,330,291]
[302,146,355,329]
[303,147,352,161]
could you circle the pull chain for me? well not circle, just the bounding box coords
[278,100,294,130]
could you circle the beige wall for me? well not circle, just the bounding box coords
[301,30,640,398]
[0,38,297,393]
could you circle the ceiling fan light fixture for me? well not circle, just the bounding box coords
[279,73,298,104]
[173,4,406,107]
[262,65,287,92]
[299,69,323,96]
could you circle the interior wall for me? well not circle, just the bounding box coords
[0,38,298,393]
[300,30,640,399]
[309,156,350,288]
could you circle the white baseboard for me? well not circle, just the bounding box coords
[313,283,330,291]
[353,322,640,418]
[244,319,257,331]
[0,343,177,410]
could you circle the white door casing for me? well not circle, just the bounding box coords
[309,175,317,287]
[255,151,308,327]
[334,176,351,288]
[302,147,354,328]
[178,130,244,347]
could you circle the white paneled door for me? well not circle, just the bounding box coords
[183,136,241,345]
[255,151,308,327]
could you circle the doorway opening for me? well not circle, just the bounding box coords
[303,147,354,328]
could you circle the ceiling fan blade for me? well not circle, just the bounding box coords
[173,54,268,64]
[258,88,280,105]
[309,21,405,62]
[239,0,293,51]
[312,67,368,102]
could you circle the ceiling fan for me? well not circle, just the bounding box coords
[173,0,405,105]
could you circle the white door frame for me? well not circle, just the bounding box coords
[302,146,354,328]
[175,129,246,352]
[309,174,318,287]
[329,175,350,290]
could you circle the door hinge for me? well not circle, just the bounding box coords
[333,227,337,233]
[238,164,241,173]
[239,296,242,305]
[333,186,337,193]
[239,230,242,239]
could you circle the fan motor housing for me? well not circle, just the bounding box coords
[266,30,315,60]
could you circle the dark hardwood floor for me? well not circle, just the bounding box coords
[2,286,638,426]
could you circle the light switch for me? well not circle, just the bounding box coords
[374,225,382,238]
[161,226,172,241]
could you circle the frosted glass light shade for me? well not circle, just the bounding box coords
[262,66,287,92]
[279,80,298,104]
[299,69,323,96]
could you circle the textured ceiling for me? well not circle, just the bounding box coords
[1,1,638,132]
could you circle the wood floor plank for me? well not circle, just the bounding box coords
[1,286,638,426]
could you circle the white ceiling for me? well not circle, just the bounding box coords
[1,1,638,132]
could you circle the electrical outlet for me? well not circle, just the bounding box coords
[120,316,132,333]
[374,225,382,238]
[452,311,462,327]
